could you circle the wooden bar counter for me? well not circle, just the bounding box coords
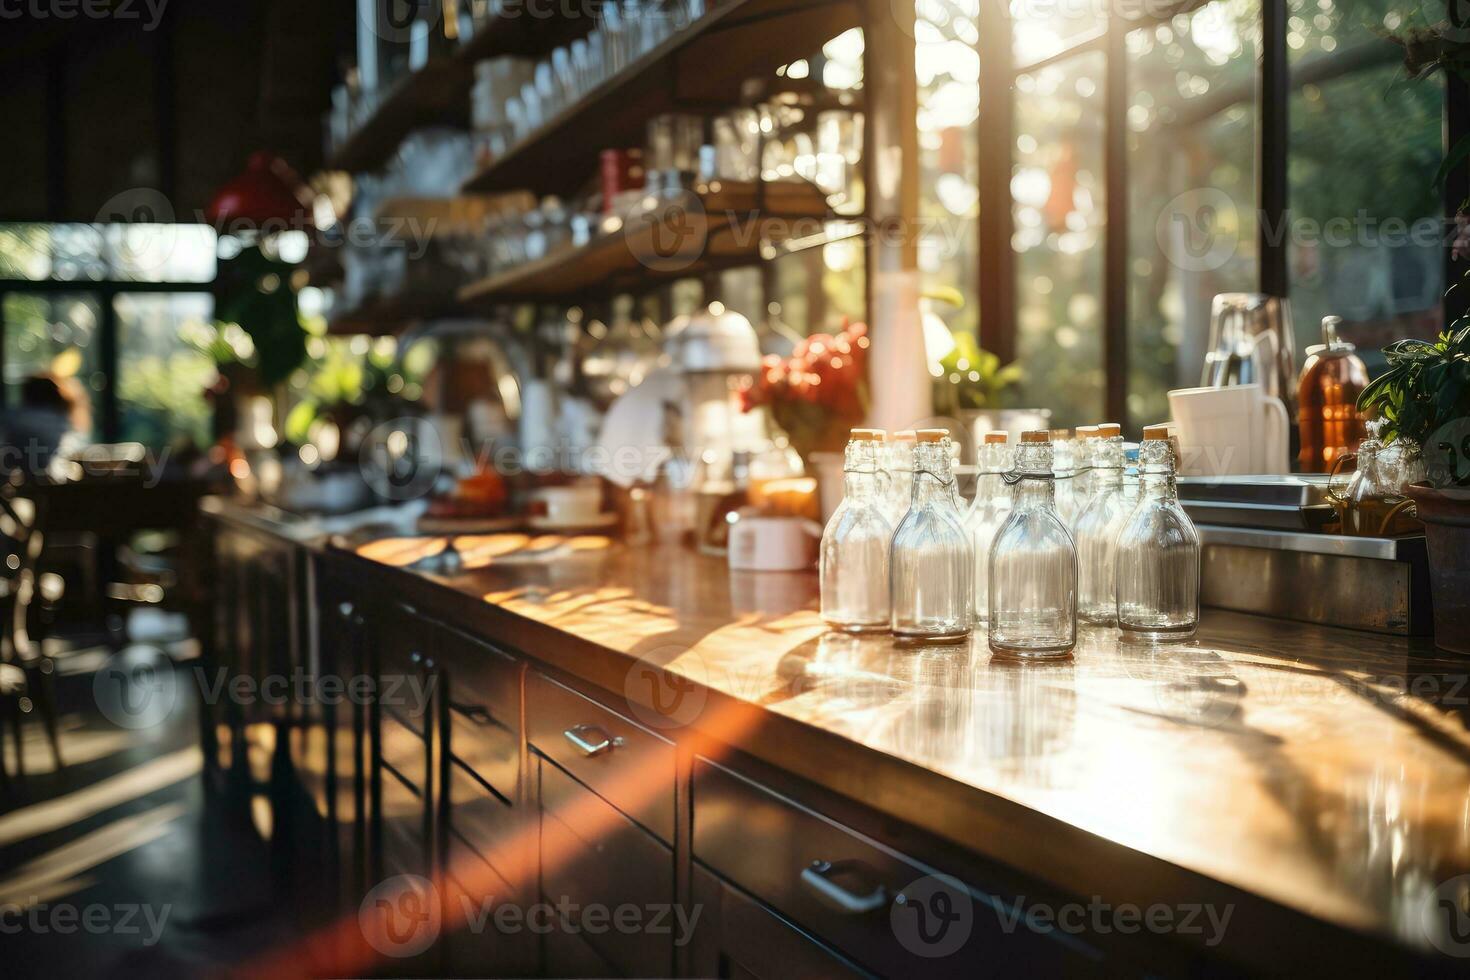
[204,502,1470,977]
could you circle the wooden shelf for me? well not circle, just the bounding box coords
[461,0,861,197]
[326,61,468,174]
[326,11,596,175]
[457,180,834,302]
[326,293,462,335]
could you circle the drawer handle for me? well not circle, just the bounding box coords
[801,860,887,914]
[564,724,624,757]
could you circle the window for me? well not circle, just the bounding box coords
[1,223,222,449]
[923,1,1451,432]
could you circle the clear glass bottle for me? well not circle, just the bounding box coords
[964,430,1013,625]
[1074,422,1128,626]
[988,431,1077,658]
[820,429,892,632]
[891,429,972,643]
[1052,428,1079,530]
[1072,425,1100,508]
[883,429,917,527]
[1115,425,1201,640]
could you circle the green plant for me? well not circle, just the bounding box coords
[1358,326,1470,485]
[932,331,1022,416]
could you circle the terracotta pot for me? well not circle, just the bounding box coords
[1406,483,1470,655]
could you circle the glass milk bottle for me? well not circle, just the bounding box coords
[1073,422,1128,626]
[883,429,917,527]
[1115,425,1201,639]
[891,429,972,642]
[964,430,1013,625]
[1072,425,1100,508]
[1052,429,1079,530]
[820,429,892,632]
[988,430,1077,658]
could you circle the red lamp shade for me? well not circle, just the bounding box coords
[205,151,312,228]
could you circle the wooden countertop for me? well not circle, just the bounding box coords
[328,530,1470,969]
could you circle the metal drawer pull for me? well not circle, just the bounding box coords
[801,860,887,913]
[563,724,624,757]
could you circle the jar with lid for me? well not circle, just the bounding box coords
[1074,423,1128,626]
[1297,315,1369,472]
[964,430,1013,625]
[1327,419,1421,536]
[890,429,972,643]
[820,429,892,633]
[988,430,1077,658]
[1115,425,1200,639]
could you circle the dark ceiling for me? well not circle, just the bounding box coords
[0,0,354,224]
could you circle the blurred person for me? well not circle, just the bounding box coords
[1,373,90,477]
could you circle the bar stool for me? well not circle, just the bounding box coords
[0,475,65,787]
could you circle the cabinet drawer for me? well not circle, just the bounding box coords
[448,705,520,803]
[441,626,522,729]
[540,760,675,978]
[693,759,1103,977]
[380,711,427,794]
[446,761,523,888]
[442,841,536,977]
[527,672,675,843]
[690,863,869,980]
[375,604,435,735]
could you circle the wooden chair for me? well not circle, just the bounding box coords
[0,473,65,788]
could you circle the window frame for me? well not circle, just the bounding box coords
[980,0,1459,429]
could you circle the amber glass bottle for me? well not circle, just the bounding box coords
[1297,315,1368,472]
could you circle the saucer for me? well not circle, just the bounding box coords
[526,512,619,533]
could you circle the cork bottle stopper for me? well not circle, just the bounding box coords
[983,430,1009,445]
[892,430,917,443]
[850,428,887,442]
[1142,424,1172,441]
[915,428,949,444]
[1096,423,1121,438]
[1020,430,1051,444]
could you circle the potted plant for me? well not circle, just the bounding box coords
[1358,326,1470,653]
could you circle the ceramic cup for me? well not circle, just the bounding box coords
[535,485,602,525]
[1167,383,1290,477]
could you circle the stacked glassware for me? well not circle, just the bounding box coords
[988,430,1077,658]
[820,428,892,633]
[964,431,1013,626]
[1115,425,1201,639]
[1074,422,1128,626]
[890,430,972,643]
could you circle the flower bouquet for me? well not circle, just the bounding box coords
[738,320,870,462]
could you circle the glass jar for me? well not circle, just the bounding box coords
[1074,422,1128,626]
[1115,426,1200,639]
[988,430,1077,658]
[964,430,1014,625]
[891,430,972,643]
[882,429,916,527]
[820,429,892,633]
[1327,420,1421,536]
